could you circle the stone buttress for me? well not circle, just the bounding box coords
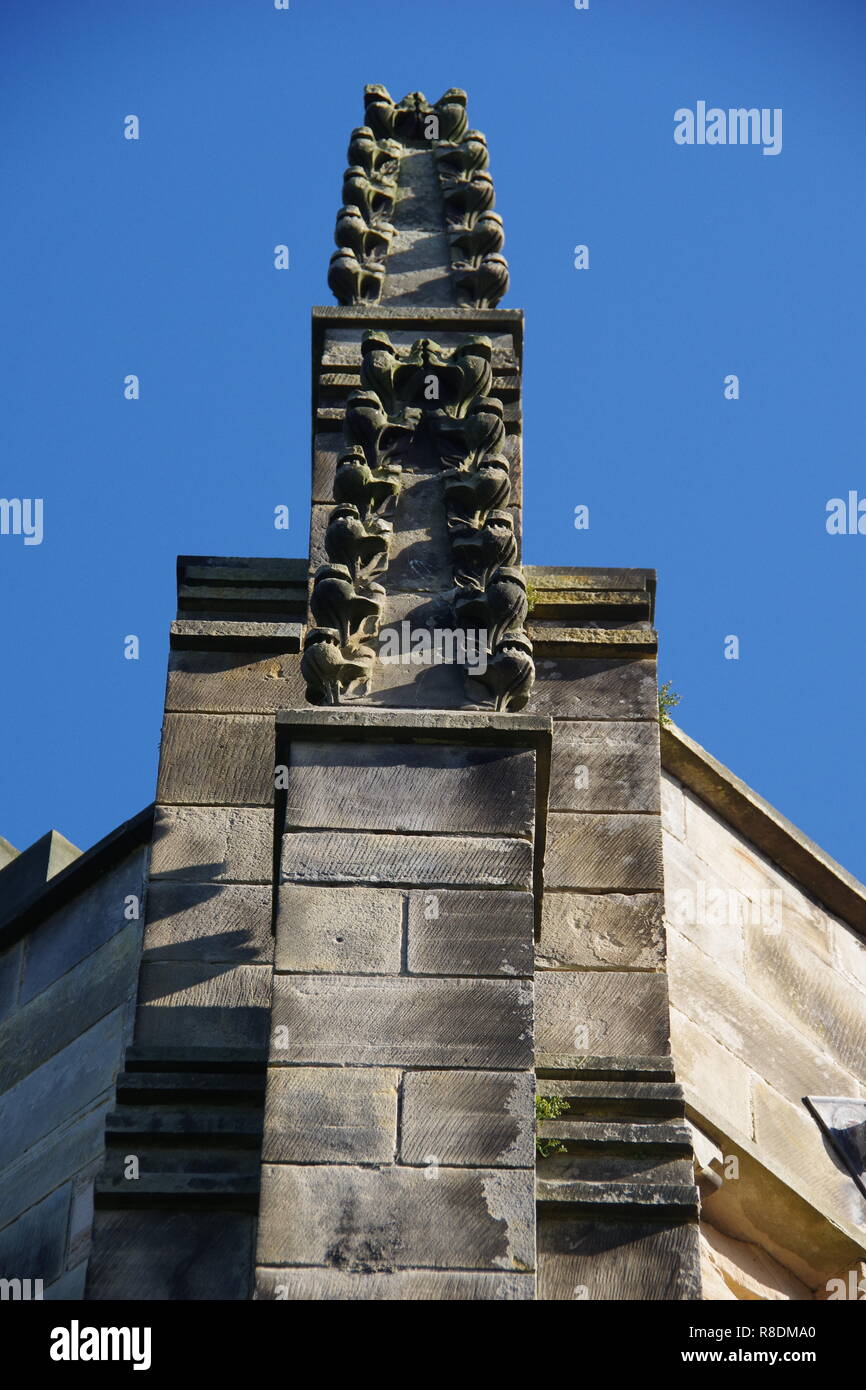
[85,85,701,1302]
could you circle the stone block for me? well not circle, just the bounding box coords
[170,620,302,651]
[835,920,866,993]
[700,1221,813,1302]
[271,975,533,1068]
[0,941,21,1024]
[664,833,745,978]
[280,831,532,890]
[274,884,402,974]
[157,714,274,806]
[0,929,140,1095]
[21,850,147,1003]
[680,791,833,961]
[0,1183,70,1286]
[667,930,859,1104]
[537,1212,701,1300]
[255,1268,535,1299]
[0,1010,123,1171]
[407,888,534,977]
[135,962,272,1051]
[668,1006,753,1138]
[143,882,273,964]
[87,1209,256,1300]
[0,1106,109,1232]
[549,720,660,813]
[44,1261,88,1300]
[537,892,664,970]
[531,658,657,721]
[544,813,663,892]
[401,1071,535,1167]
[67,1171,96,1268]
[745,918,866,1078]
[660,772,685,840]
[257,1164,535,1271]
[262,1067,398,1163]
[166,648,306,714]
[282,742,535,838]
[752,1078,866,1232]
[149,806,272,883]
[365,590,475,708]
[535,970,670,1057]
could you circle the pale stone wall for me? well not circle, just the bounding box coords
[663,768,866,1298]
[0,848,147,1299]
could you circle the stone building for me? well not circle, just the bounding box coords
[0,86,863,1303]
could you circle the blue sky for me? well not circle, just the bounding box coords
[2,0,865,881]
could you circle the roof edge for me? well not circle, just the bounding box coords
[661,723,866,938]
[0,804,154,949]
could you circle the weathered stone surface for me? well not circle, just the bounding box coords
[149,806,272,883]
[283,742,535,837]
[86,1209,256,1300]
[537,1212,701,1300]
[700,1221,812,1301]
[135,962,272,1050]
[0,928,140,1095]
[143,882,273,963]
[667,930,860,1105]
[157,714,274,806]
[544,813,663,892]
[549,721,660,813]
[263,1067,398,1163]
[166,648,306,714]
[835,919,866,992]
[677,788,833,961]
[257,1163,534,1271]
[281,831,532,890]
[0,941,21,1024]
[271,975,533,1067]
[384,147,456,306]
[0,1106,108,1232]
[275,884,402,973]
[0,1009,123,1171]
[170,620,302,651]
[537,892,664,970]
[18,850,146,1004]
[401,1070,534,1167]
[255,1267,535,1300]
[44,1261,88,1301]
[752,1078,866,1232]
[745,916,866,1078]
[669,1006,753,1138]
[407,888,534,977]
[0,1183,71,1286]
[664,833,746,978]
[367,471,454,591]
[538,1150,694,1187]
[535,970,670,1058]
[661,771,685,840]
[531,658,657,721]
[368,593,475,708]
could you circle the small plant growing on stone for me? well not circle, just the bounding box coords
[535,1094,568,1158]
[658,680,681,727]
[525,580,537,614]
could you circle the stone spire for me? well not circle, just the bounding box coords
[304,85,531,711]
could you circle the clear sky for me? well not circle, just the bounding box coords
[2,0,865,881]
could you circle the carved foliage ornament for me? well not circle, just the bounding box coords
[328,120,402,306]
